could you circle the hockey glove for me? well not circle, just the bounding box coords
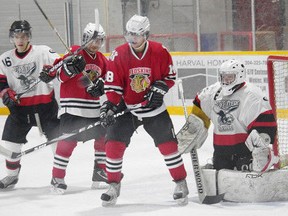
[144,80,169,108]
[86,78,104,98]
[39,65,56,83]
[1,88,18,108]
[63,55,86,77]
[100,101,118,128]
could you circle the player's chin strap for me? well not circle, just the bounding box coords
[177,79,224,204]
[0,101,147,159]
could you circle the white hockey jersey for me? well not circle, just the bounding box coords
[194,82,276,155]
[0,45,60,106]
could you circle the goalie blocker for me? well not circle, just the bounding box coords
[177,114,208,154]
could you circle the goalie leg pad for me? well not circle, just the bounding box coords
[177,114,208,154]
[218,169,288,202]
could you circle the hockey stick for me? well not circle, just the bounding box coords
[177,79,224,204]
[0,101,146,159]
[15,79,42,100]
[33,0,99,85]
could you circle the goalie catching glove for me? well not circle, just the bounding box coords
[86,78,104,98]
[100,101,118,128]
[245,129,279,172]
[177,114,208,154]
[144,80,168,108]
[63,55,86,77]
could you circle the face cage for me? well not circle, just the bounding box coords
[219,72,237,86]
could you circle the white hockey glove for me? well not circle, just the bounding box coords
[177,114,208,154]
[245,129,279,172]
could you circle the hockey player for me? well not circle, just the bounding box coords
[39,23,108,194]
[0,20,61,189]
[178,59,279,172]
[99,14,189,206]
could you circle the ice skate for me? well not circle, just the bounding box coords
[0,175,19,189]
[173,179,189,206]
[50,177,67,195]
[101,182,121,207]
[91,167,108,189]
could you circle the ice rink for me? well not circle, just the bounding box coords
[0,115,287,216]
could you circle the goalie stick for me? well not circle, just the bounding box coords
[177,79,224,204]
[0,102,147,159]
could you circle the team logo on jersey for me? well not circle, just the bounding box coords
[213,99,240,131]
[85,64,102,82]
[13,62,37,90]
[129,67,151,93]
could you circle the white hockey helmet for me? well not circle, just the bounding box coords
[126,14,150,39]
[82,23,106,46]
[218,59,246,96]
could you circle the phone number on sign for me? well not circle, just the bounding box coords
[244,60,267,65]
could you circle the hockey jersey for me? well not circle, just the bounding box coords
[0,45,60,106]
[193,82,277,155]
[105,41,176,118]
[58,45,108,118]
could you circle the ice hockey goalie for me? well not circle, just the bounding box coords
[177,59,288,202]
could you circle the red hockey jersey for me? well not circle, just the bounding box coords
[105,41,176,118]
[58,45,108,118]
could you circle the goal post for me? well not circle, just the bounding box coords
[267,55,288,168]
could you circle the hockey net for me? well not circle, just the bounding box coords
[267,55,288,168]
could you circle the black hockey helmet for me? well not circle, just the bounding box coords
[9,20,32,40]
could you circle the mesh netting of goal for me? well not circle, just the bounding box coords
[267,55,288,168]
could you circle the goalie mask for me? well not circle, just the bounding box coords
[219,59,246,96]
[125,14,150,46]
[9,20,32,43]
[82,23,106,48]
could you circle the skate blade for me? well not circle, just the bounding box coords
[91,181,109,190]
[176,196,188,206]
[0,184,16,190]
[102,198,117,207]
[50,186,66,195]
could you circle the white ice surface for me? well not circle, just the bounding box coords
[0,115,287,216]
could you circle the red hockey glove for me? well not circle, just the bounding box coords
[0,88,18,108]
[39,65,57,83]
